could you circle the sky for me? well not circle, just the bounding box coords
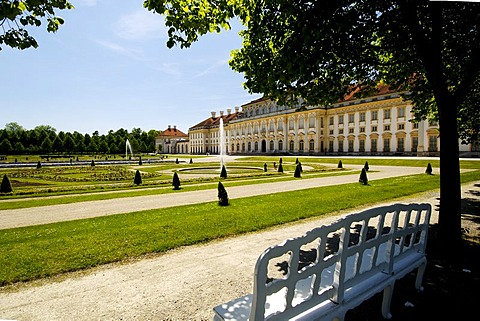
[0,0,262,135]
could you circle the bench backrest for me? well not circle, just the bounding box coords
[250,203,432,321]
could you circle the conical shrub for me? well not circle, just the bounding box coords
[172,172,181,190]
[364,161,369,171]
[264,163,267,172]
[294,163,302,178]
[278,163,284,173]
[91,160,95,167]
[218,182,229,206]
[36,161,42,169]
[220,165,227,179]
[189,158,193,164]
[359,168,368,185]
[425,163,433,175]
[134,169,142,185]
[0,174,12,193]
[338,160,343,168]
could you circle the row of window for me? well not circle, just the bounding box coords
[328,107,406,126]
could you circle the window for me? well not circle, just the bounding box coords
[371,111,378,120]
[289,140,295,152]
[338,140,344,152]
[299,140,304,152]
[329,117,334,125]
[359,140,365,152]
[412,137,418,152]
[330,129,334,135]
[329,140,334,152]
[349,114,355,123]
[398,124,405,130]
[413,123,419,129]
[384,125,390,131]
[384,109,391,119]
[360,127,365,133]
[289,118,295,130]
[247,142,251,151]
[397,137,404,152]
[339,129,344,134]
[429,136,438,151]
[398,107,405,118]
[309,139,315,151]
[339,115,344,124]
[270,140,274,151]
[371,126,377,132]
[371,139,377,152]
[383,138,390,152]
[254,141,258,151]
[299,118,304,129]
[360,112,366,122]
[278,140,283,150]
[348,140,354,152]
[242,143,245,152]
[349,128,354,134]
[309,115,315,128]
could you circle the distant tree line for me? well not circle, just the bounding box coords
[0,122,158,156]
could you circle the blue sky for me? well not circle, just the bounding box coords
[0,0,262,135]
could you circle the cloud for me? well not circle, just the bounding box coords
[193,59,230,78]
[95,40,144,60]
[75,0,98,6]
[113,9,167,41]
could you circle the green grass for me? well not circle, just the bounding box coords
[1,170,479,286]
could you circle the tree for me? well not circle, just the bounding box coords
[338,160,343,169]
[217,181,229,206]
[0,138,13,154]
[278,163,283,173]
[364,161,370,172]
[0,0,73,50]
[220,165,227,179]
[134,170,142,185]
[294,163,301,178]
[426,163,433,175]
[145,0,480,261]
[359,168,368,185]
[0,174,12,193]
[172,172,181,190]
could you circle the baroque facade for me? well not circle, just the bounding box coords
[155,125,189,154]
[188,90,477,157]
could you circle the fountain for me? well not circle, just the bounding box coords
[219,118,226,170]
[126,139,133,160]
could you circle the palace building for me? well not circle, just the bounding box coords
[187,88,477,157]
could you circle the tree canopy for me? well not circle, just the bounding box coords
[0,0,73,50]
[144,0,480,259]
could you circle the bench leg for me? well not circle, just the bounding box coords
[415,260,427,292]
[381,281,395,319]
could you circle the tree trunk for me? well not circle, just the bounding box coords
[437,97,462,262]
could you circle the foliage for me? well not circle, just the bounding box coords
[91,160,95,167]
[359,168,368,185]
[294,163,301,178]
[134,170,142,185]
[220,165,227,178]
[172,172,181,190]
[0,174,12,193]
[364,161,369,172]
[146,0,480,258]
[0,0,74,50]
[217,181,228,206]
[426,163,433,175]
[36,160,41,169]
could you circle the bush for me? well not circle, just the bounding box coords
[0,174,12,193]
[338,160,343,168]
[278,163,284,173]
[36,161,42,169]
[175,158,179,164]
[264,163,267,172]
[139,157,143,165]
[359,168,368,185]
[218,181,229,206]
[364,161,369,171]
[91,160,95,167]
[134,170,142,185]
[189,158,193,164]
[172,172,181,190]
[294,163,302,178]
[426,163,433,175]
[279,158,283,164]
[295,158,299,164]
[220,165,227,179]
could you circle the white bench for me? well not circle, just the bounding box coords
[213,203,432,321]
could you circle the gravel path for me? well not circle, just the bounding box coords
[0,165,478,321]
